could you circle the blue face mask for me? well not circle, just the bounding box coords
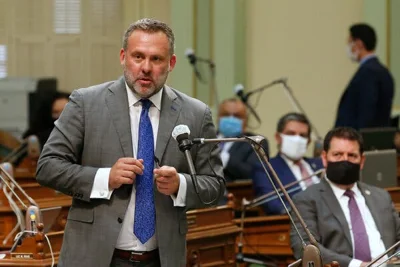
[219,116,243,137]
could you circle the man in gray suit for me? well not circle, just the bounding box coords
[290,127,400,267]
[36,18,225,267]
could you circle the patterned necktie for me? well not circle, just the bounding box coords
[296,161,313,187]
[343,190,372,262]
[134,99,156,244]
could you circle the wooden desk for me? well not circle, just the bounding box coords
[0,224,63,267]
[234,215,294,267]
[186,198,242,267]
[0,201,241,266]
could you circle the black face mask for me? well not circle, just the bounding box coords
[326,161,360,185]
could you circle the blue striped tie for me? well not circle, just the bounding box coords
[134,99,156,243]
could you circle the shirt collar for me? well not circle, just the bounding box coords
[125,82,163,111]
[325,176,361,199]
[280,153,304,167]
[360,54,376,65]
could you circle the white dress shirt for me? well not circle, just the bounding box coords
[280,154,320,191]
[218,134,234,168]
[90,84,187,251]
[326,178,386,267]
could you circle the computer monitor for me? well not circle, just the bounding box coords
[360,127,397,151]
[360,149,397,188]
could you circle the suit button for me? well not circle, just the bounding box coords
[117,217,123,223]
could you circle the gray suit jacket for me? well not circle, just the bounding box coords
[290,178,400,267]
[36,77,225,267]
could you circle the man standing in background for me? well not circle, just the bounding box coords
[335,23,394,130]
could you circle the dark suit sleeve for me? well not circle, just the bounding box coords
[225,138,269,180]
[290,192,353,267]
[184,107,225,210]
[355,68,380,129]
[36,90,98,202]
[252,164,286,215]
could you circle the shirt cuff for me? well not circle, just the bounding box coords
[90,168,114,199]
[170,174,187,207]
[349,259,363,267]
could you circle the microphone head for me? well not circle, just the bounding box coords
[1,162,14,177]
[27,135,40,159]
[185,48,195,57]
[172,125,191,142]
[185,48,196,64]
[233,84,244,95]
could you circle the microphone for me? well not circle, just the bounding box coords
[171,124,196,176]
[234,84,249,103]
[172,125,226,205]
[243,168,325,209]
[0,163,41,232]
[233,84,262,124]
[185,48,203,82]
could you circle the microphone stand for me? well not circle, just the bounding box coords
[280,80,322,142]
[366,240,400,267]
[0,163,41,234]
[195,56,219,108]
[245,78,323,156]
[243,169,325,209]
[193,136,323,267]
[248,139,322,267]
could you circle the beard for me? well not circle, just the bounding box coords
[123,65,169,99]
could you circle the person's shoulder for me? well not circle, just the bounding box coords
[74,79,118,96]
[166,85,209,111]
[358,182,389,197]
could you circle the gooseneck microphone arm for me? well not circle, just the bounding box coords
[280,81,321,140]
[243,168,324,210]
[0,164,38,208]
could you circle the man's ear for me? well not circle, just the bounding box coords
[321,150,328,168]
[359,153,366,170]
[275,132,282,146]
[119,48,125,66]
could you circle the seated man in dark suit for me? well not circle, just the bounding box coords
[335,23,394,130]
[218,98,269,181]
[290,127,400,267]
[252,112,323,215]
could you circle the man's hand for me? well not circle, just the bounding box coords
[109,158,144,189]
[360,262,370,267]
[154,166,180,196]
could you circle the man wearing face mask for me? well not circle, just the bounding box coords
[335,23,394,130]
[217,98,269,181]
[290,127,400,267]
[252,112,323,215]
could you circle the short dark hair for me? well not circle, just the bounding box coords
[123,18,175,55]
[349,23,377,51]
[323,127,364,154]
[277,112,311,137]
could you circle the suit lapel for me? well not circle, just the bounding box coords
[105,77,133,157]
[276,154,298,184]
[155,86,181,162]
[320,179,352,246]
[358,183,384,237]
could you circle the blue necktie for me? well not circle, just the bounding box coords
[134,99,156,244]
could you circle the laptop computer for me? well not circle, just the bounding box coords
[360,149,397,188]
[40,206,62,233]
